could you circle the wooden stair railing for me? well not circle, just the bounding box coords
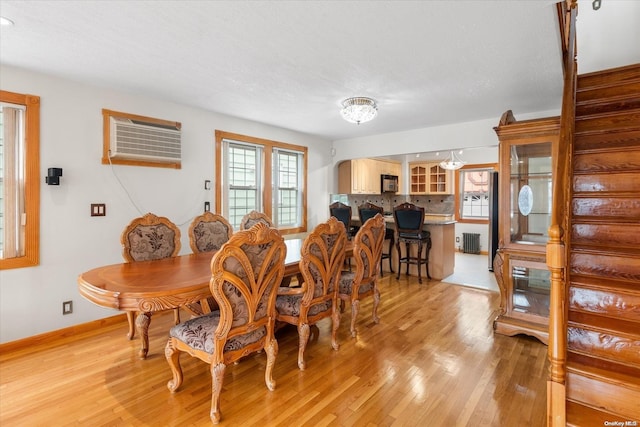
[547,1,577,425]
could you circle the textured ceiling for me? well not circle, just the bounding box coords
[0,0,637,141]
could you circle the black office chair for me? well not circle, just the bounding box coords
[358,202,394,275]
[393,202,431,284]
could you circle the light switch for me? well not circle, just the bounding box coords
[91,203,106,217]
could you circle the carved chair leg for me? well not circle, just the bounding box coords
[210,362,226,424]
[297,323,310,370]
[331,304,340,350]
[165,338,183,392]
[126,311,136,339]
[264,337,278,391]
[372,285,380,324]
[350,299,360,337]
[173,308,180,325]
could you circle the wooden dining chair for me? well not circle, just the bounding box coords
[275,216,347,370]
[185,212,234,315]
[338,213,386,337]
[120,212,181,339]
[358,202,394,275]
[239,210,273,230]
[165,223,286,424]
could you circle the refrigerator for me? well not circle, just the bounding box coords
[488,171,499,271]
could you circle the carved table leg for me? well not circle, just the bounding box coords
[135,312,152,359]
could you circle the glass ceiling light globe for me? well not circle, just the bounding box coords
[439,150,466,170]
[340,97,378,124]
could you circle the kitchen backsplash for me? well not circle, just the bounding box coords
[346,194,454,215]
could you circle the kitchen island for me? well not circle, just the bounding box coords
[352,214,456,281]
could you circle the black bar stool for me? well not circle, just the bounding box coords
[330,201,354,270]
[393,202,431,284]
[358,202,394,275]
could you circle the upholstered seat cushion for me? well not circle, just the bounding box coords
[169,311,266,354]
[275,292,332,317]
[397,231,430,241]
[338,271,373,295]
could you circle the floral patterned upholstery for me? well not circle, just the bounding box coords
[124,223,179,261]
[189,212,233,254]
[169,311,266,354]
[165,223,286,424]
[239,210,273,230]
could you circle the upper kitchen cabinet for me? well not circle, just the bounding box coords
[409,162,453,195]
[338,159,402,194]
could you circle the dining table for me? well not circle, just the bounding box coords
[78,238,352,359]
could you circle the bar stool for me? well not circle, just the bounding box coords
[330,201,354,270]
[358,202,394,275]
[393,202,431,284]
[329,202,357,238]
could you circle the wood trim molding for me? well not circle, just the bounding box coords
[0,314,127,355]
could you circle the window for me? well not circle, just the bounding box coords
[215,130,307,234]
[454,164,497,224]
[0,90,40,269]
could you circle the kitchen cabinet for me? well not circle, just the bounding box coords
[409,162,452,194]
[338,159,401,194]
[492,111,560,345]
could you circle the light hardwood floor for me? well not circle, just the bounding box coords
[0,274,548,426]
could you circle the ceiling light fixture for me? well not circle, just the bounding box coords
[439,150,466,170]
[0,16,15,26]
[340,97,378,125]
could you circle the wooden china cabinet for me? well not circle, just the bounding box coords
[492,111,560,345]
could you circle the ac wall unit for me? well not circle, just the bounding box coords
[109,116,181,163]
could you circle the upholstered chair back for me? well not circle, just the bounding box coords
[239,210,274,230]
[188,212,233,253]
[121,213,181,262]
[358,202,384,225]
[329,201,352,237]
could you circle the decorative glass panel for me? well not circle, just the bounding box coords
[509,142,552,245]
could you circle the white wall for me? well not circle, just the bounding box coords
[0,65,333,343]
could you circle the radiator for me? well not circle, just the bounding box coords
[462,233,481,254]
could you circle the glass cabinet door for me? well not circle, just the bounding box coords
[509,258,551,320]
[509,141,552,245]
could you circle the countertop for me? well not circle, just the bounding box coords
[352,214,457,226]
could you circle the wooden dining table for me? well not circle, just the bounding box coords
[78,238,352,359]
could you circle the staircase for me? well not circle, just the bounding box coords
[565,63,640,425]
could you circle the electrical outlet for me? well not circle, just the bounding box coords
[456,236,460,243]
[63,300,73,315]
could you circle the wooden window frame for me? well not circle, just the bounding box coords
[215,130,307,235]
[454,163,498,224]
[0,90,40,269]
